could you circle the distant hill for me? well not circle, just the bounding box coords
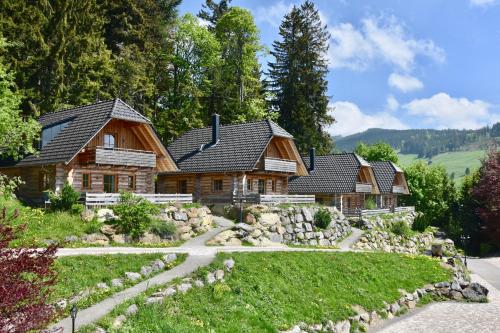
[335,123,499,158]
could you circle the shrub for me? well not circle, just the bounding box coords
[0,173,23,199]
[0,207,58,332]
[314,208,332,229]
[391,221,412,236]
[112,192,160,239]
[48,182,80,211]
[70,203,84,216]
[84,218,102,234]
[364,197,377,209]
[150,220,176,238]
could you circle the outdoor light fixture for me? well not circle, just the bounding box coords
[460,234,471,268]
[70,304,78,333]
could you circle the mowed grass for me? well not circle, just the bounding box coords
[88,252,451,333]
[52,254,187,318]
[398,150,486,183]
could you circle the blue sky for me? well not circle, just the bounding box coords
[180,0,500,136]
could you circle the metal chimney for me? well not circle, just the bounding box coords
[309,148,316,172]
[212,114,220,145]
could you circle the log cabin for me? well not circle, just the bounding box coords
[370,161,410,209]
[0,99,177,204]
[157,114,309,203]
[288,152,380,214]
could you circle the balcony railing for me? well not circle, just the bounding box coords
[264,157,297,173]
[393,185,406,194]
[81,146,156,168]
[355,182,373,193]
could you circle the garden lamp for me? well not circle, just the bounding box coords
[70,304,78,333]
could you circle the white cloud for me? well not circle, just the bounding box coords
[329,15,445,71]
[328,101,407,136]
[255,1,294,27]
[388,73,424,92]
[386,95,399,111]
[404,93,499,129]
[470,0,496,7]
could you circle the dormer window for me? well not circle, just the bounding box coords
[41,120,71,148]
[104,134,116,148]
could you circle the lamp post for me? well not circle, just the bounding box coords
[460,234,471,268]
[70,304,78,333]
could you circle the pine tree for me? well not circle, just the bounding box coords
[268,1,334,154]
[198,0,232,29]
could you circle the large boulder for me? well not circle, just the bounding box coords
[260,213,280,227]
[139,233,161,244]
[82,233,109,246]
[462,282,489,302]
[97,209,116,223]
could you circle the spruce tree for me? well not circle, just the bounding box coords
[198,0,232,29]
[268,1,334,154]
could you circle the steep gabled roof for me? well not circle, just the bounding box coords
[371,161,400,194]
[4,99,154,167]
[289,153,367,194]
[166,119,295,173]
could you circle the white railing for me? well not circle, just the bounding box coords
[394,206,415,213]
[95,147,156,168]
[85,193,192,207]
[259,194,315,204]
[392,185,406,194]
[355,183,373,193]
[264,158,297,173]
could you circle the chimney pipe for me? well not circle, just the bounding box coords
[211,114,220,145]
[309,148,316,172]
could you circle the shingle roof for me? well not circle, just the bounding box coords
[2,99,151,167]
[166,119,292,173]
[288,153,366,194]
[370,161,398,194]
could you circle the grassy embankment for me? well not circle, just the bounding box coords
[82,251,451,333]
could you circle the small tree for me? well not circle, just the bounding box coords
[112,192,160,240]
[0,208,58,332]
[354,142,399,164]
[48,182,80,211]
[314,208,332,229]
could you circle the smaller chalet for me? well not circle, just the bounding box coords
[370,161,410,209]
[288,152,380,213]
[0,99,178,203]
[157,115,309,203]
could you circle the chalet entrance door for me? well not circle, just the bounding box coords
[103,175,117,193]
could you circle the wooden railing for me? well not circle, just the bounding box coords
[343,206,415,217]
[264,157,297,173]
[81,146,156,168]
[394,206,415,213]
[355,182,373,193]
[233,194,315,204]
[85,193,192,207]
[392,185,406,194]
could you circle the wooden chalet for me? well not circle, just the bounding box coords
[157,115,309,203]
[0,99,177,203]
[288,152,380,214]
[370,161,410,209]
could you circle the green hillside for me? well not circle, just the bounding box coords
[398,150,486,182]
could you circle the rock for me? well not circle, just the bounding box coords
[96,282,109,290]
[187,208,199,218]
[163,253,177,264]
[296,232,304,240]
[146,296,164,305]
[407,300,416,309]
[125,272,141,281]
[139,233,161,244]
[111,234,127,244]
[435,281,450,288]
[82,233,109,246]
[55,299,67,309]
[91,327,107,333]
[126,304,138,316]
[100,224,116,236]
[140,266,153,277]
[369,311,380,325]
[260,213,280,226]
[206,272,216,284]
[81,209,95,222]
[194,280,204,288]
[180,233,192,241]
[462,282,489,302]
[226,237,242,246]
[301,208,313,222]
[112,315,126,329]
[251,229,263,238]
[431,243,443,257]
[319,239,331,246]
[294,214,304,223]
[234,223,254,232]
[111,278,124,288]
[174,212,188,221]
[223,258,235,271]
[64,235,79,243]
[269,233,283,243]
[245,213,257,224]
[333,320,351,333]
[177,225,192,234]
[151,259,166,272]
[451,281,462,291]
[390,302,400,314]
[304,223,313,232]
[283,325,301,333]
[177,283,192,293]
[215,269,225,280]
[97,209,116,223]
[450,290,464,300]
[165,287,177,296]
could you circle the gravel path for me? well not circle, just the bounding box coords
[338,227,363,250]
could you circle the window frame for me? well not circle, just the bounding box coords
[177,179,188,194]
[258,179,266,194]
[271,178,277,193]
[128,175,136,191]
[246,178,253,192]
[38,172,52,191]
[82,173,92,190]
[212,178,223,193]
[103,174,118,193]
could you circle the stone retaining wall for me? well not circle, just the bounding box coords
[208,205,351,246]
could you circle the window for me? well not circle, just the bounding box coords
[128,175,136,191]
[258,179,265,194]
[103,175,117,193]
[41,121,71,147]
[104,134,116,148]
[271,179,277,193]
[347,198,351,208]
[247,178,253,192]
[38,172,52,191]
[212,179,223,192]
[177,180,187,194]
[82,173,91,190]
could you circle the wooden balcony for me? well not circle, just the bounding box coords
[80,146,156,168]
[264,157,297,173]
[393,185,406,194]
[355,182,373,193]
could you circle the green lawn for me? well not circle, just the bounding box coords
[398,150,486,183]
[52,253,187,319]
[85,252,451,333]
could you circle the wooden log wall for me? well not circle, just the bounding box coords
[87,119,145,150]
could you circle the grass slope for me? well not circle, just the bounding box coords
[88,252,450,333]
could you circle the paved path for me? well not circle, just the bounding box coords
[338,227,363,251]
[371,258,500,333]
